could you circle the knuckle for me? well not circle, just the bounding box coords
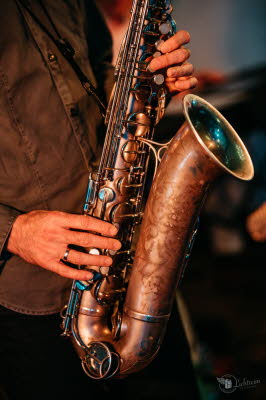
[50,210,65,221]
[97,220,110,234]
[64,231,76,245]
[79,215,90,230]
[81,232,93,246]
[165,53,171,65]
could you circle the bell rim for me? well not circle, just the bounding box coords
[182,94,254,181]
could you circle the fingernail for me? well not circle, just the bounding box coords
[147,63,156,73]
[190,77,198,87]
[168,68,176,78]
[114,241,122,250]
[157,43,164,52]
[105,257,113,266]
[85,272,93,280]
[110,225,118,236]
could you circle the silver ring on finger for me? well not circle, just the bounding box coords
[63,247,70,262]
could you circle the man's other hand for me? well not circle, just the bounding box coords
[148,30,198,95]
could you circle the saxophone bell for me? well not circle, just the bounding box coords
[182,94,254,181]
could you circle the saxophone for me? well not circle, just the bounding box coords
[61,0,254,379]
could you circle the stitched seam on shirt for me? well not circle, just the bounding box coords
[0,298,61,315]
[44,47,92,171]
[0,66,49,210]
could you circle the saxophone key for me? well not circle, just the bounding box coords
[126,112,151,136]
[153,51,162,58]
[88,248,101,255]
[159,20,172,35]
[121,140,140,163]
[155,39,164,50]
[98,187,115,203]
[110,202,136,223]
[153,74,165,85]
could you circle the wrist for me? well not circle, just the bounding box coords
[6,213,25,255]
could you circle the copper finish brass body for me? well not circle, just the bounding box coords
[75,95,254,376]
[63,0,254,378]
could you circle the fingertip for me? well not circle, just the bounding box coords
[147,62,156,73]
[105,257,113,267]
[109,224,118,236]
[175,76,198,90]
[190,77,198,88]
[180,30,191,43]
[85,272,93,280]
[114,240,122,251]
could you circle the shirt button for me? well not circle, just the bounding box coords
[48,53,57,62]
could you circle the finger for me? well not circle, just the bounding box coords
[159,30,190,54]
[167,62,194,78]
[63,248,113,267]
[57,212,118,236]
[165,81,180,94]
[148,48,190,72]
[64,230,121,251]
[166,77,198,93]
[49,261,94,280]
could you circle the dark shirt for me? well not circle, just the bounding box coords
[0,0,114,314]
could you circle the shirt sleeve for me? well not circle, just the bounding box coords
[0,204,22,267]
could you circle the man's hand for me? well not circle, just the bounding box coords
[148,30,197,95]
[7,211,121,281]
